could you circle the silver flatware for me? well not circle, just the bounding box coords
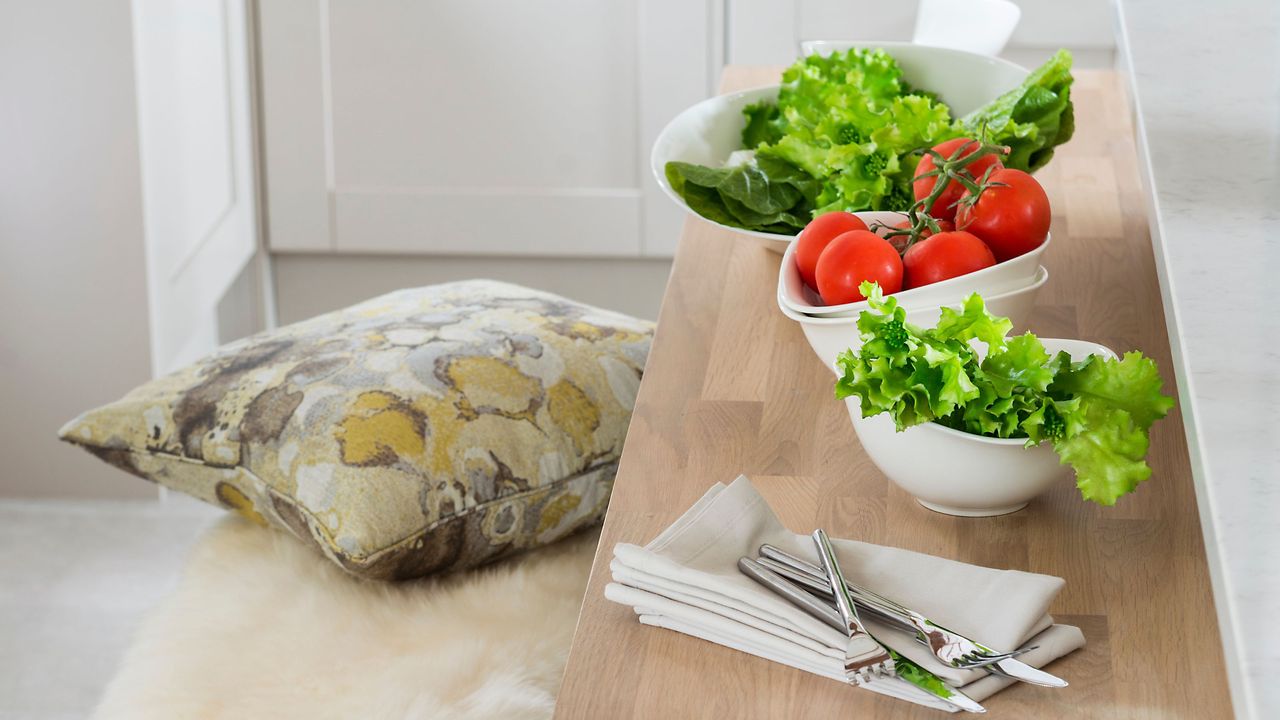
[737,557,986,713]
[810,529,897,684]
[759,543,1067,687]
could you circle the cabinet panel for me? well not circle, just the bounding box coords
[259,0,714,257]
[327,1,638,189]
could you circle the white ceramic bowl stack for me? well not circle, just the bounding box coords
[775,212,1050,374]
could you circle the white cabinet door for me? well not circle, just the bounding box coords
[258,0,717,258]
[131,0,260,374]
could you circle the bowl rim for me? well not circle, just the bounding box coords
[799,40,1030,76]
[850,338,1120,446]
[778,222,1052,317]
[776,265,1051,325]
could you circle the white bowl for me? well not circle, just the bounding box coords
[847,338,1118,517]
[778,265,1048,375]
[651,42,1029,253]
[778,213,1049,318]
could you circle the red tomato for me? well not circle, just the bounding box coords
[913,138,1003,222]
[815,230,904,304]
[955,169,1051,262]
[902,231,996,289]
[795,212,869,289]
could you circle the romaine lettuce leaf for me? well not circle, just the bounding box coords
[664,156,818,233]
[962,49,1076,172]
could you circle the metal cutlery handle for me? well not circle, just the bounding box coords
[762,543,913,619]
[737,557,844,632]
[812,529,865,635]
[762,543,916,630]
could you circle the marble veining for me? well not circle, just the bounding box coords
[1118,2,1280,717]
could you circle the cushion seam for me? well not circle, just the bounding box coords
[87,443,614,564]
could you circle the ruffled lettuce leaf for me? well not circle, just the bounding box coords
[1045,352,1176,504]
[835,283,980,429]
[833,284,1174,505]
[755,49,959,213]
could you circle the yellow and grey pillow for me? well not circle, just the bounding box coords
[60,280,652,581]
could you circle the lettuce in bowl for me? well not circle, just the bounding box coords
[666,49,1076,235]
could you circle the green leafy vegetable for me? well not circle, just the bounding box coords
[889,650,954,699]
[835,282,1174,505]
[664,156,819,234]
[664,48,1077,233]
[962,49,1076,172]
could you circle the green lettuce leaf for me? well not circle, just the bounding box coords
[742,101,783,148]
[962,49,1076,172]
[664,157,818,234]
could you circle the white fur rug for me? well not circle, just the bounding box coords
[93,517,600,720]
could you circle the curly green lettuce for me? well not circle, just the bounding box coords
[835,282,1174,505]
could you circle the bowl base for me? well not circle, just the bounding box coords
[917,499,1028,517]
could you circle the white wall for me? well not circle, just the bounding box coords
[0,0,156,499]
[273,254,672,326]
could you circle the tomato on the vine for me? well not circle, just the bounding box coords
[815,230,903,304]
[795,212,869,289]
[913,138,1003,222]
[955,168,1050,262]
[902,231,996,289]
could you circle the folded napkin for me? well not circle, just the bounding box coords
[605,476,1084,712]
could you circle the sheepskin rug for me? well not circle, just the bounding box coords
[93,517,600,720]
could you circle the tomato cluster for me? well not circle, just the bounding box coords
[794,138,1051,305]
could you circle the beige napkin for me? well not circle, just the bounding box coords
[605,475,1084,710]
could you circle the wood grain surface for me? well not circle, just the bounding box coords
[554,68,1233,719]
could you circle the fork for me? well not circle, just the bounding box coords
[760,543,1026,670]
[811,530,898,684]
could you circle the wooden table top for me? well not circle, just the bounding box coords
[554,67,1233,718]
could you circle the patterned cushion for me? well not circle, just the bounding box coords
[59,280,653,581]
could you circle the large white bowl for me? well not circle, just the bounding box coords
[778,266,1049,375]
[651,42,1029,253]
[777,212,1049,318]
[847,338,1118,517]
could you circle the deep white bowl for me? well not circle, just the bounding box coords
[777,212,1049,318]
[778,266,1049,375]
[651,42,1030,253]
[846,338,1118,517]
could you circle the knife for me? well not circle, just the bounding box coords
[759,544,1068,689]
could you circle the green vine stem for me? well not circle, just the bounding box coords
[874,137,1010,255]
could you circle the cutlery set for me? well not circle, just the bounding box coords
[739,530,1067,713]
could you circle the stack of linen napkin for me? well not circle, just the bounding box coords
[604,476,1084,712]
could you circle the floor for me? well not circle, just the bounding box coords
[0,499,220,720]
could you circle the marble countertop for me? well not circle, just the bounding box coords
[1116,1,1279,716]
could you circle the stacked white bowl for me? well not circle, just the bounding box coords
[776,211,1050,374]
